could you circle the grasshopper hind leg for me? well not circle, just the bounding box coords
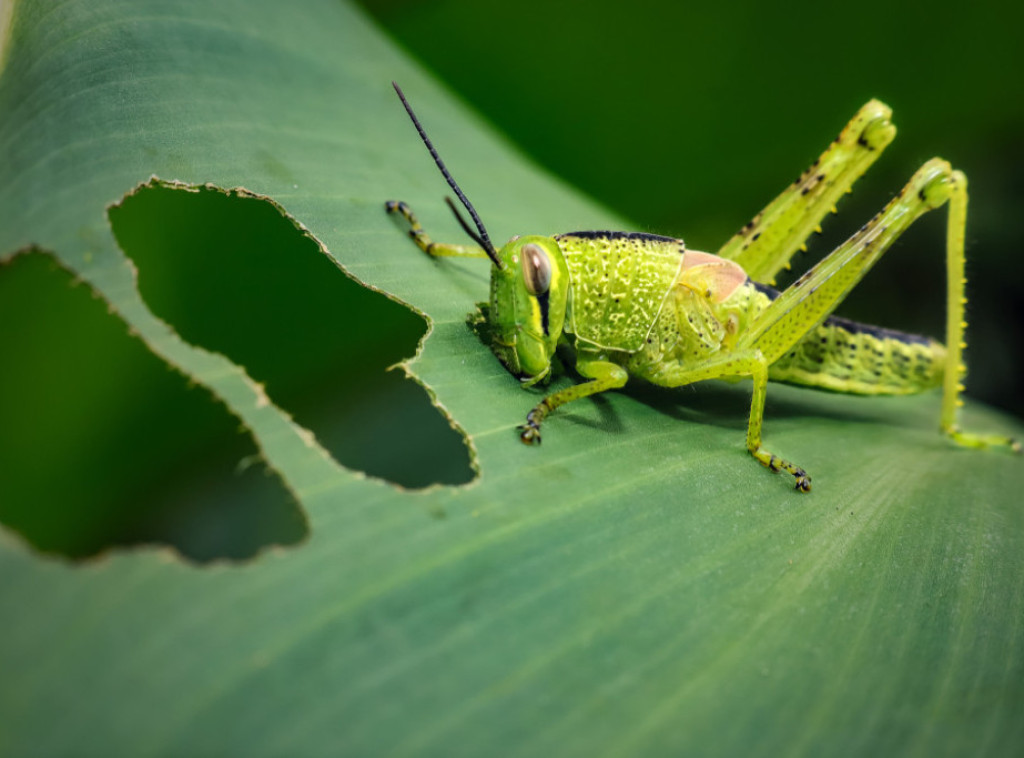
[647,158,1018,493]
[717,100,896,285]
[734,158,1020,475]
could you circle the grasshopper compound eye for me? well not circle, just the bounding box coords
[521,243,552,295]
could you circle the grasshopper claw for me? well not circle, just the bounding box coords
[519,423,542,445]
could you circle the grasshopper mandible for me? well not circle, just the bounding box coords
[386,83,1019,491]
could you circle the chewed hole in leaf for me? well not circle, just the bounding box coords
[108,181,474,488]
[0,251,307,562]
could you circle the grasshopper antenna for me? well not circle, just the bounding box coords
[444,196,491,250]
[392,81,503,268]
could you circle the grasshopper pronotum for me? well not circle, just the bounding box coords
[386,83,1019,491]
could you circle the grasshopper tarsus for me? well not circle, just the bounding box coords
[520,410,544,445]
[757,450,812,492]
[519,424,541,445]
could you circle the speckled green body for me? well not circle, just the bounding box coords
[554,232,944,397]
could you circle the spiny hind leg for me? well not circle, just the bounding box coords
[732,158,1018,454]
[646,353,811,492]
[936,175,1021,452]
[385,200,489,258]
[717,100,896,285]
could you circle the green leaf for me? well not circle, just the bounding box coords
[1,1,1022,756]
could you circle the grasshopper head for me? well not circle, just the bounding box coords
[390,83,568,383]
[488,236,570,384]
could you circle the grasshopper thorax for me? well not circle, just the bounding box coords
[489,235,570,385]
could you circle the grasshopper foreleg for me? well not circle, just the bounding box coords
[385,200,490,259]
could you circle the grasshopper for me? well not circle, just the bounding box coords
[386,83,1018,491]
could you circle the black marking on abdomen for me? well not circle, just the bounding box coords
[822,314,932,347]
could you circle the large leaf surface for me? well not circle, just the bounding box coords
[1,1,1022,756]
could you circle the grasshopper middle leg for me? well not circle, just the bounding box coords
[645,351,812,491]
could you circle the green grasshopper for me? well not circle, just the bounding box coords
[386,82,1019,491]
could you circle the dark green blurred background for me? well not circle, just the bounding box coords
[357,0,1024,416]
